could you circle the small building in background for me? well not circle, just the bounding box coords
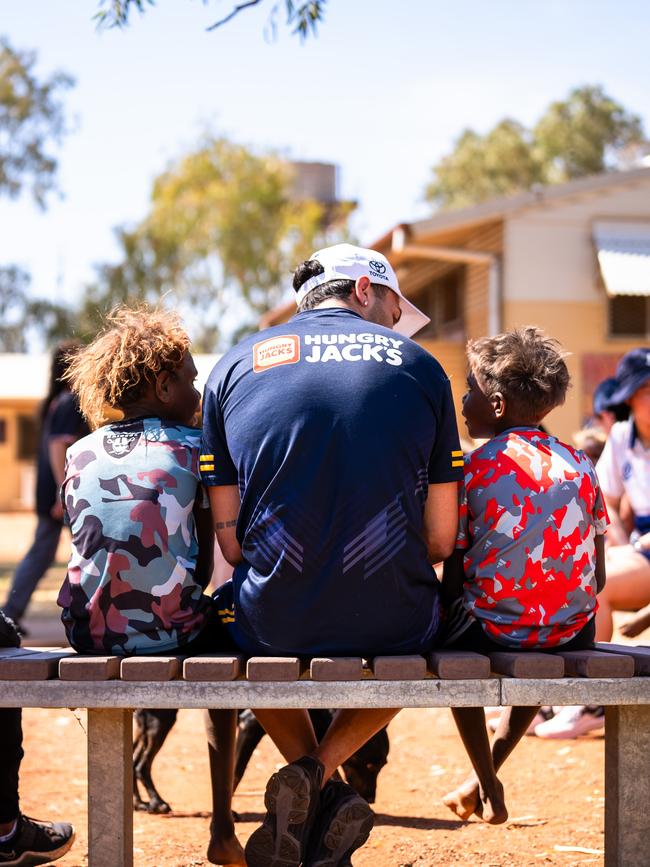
[0,354,220,512]
[262,166,650,441]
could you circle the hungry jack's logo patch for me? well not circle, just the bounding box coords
[253,335,300,373]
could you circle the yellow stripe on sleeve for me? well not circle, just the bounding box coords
[451,450,463,457]
[200,454,214,462]
[452,460,464,468]
[201,464,215,471]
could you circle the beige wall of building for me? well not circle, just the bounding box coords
[0,400,40,511]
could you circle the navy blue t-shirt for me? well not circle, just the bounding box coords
[201,308,463,656]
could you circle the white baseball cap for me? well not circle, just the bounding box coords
[295,243,430,338]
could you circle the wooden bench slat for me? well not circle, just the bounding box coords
[489,652,565,678]
[120,657,181,681]
[246,657,302,682]
[595,642,650,676]
[183,654,243,682]
[370,655,427,680]
[310,657,364,681]
[428,650,491,680]
[558,649,635,678]
[59,656,121,681]
[0,650,75,681]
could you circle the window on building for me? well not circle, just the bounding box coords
[0,419,5,444]
[608,296,650,338]
[16,415,38,461]
[409,268,464,339]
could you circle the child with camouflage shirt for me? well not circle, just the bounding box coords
[441,327,608,825]
[57,306,245,867]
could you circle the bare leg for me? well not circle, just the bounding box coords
[254,707,398,788]
[204,709,245,867]
[596,546,650,641]
[252,708,319,762]
[443,708,507,824]
[313,708,399,784]
[444,706,538,822]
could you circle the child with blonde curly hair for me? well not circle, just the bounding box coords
[57,305,244,866]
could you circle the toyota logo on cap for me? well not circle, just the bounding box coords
[369,260,386,274]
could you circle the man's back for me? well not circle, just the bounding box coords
[201,307,462,656]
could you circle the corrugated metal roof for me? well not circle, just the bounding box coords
[0,353,222,401]
[593,221,650,297]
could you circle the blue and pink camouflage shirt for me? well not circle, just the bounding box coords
[57,417,212,654]
[456,427,609,648]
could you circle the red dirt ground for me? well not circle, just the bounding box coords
[19,706,605,867]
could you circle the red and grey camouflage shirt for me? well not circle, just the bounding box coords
[456,427,609,648]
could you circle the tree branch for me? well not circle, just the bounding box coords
[205,0,264,31]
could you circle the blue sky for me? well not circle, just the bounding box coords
[2,0,649,311]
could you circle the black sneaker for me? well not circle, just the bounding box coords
[0,814,75,866]
[245,755,324,867]
[304,780,374,867]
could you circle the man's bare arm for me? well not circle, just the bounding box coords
[423,482,459,563]
[208,485,243,566]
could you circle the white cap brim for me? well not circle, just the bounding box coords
[392,295,430,338]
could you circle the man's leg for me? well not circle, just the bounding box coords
[246,709,399,867]
[204,709,245,867]
[3,516,62,622]
[251,709,319,763]
[444,706,538,821]
[253,708,398,785]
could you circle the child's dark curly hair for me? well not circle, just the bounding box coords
[65,305,190,428]
[467,326,570,421]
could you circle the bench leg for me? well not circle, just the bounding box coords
[87,708,133,867]
[605,705,650,867]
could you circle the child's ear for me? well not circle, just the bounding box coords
[491,392,506,419]
[155,370,173,404]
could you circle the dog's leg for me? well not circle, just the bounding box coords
[135,709,178,814]
[132,711,150,811]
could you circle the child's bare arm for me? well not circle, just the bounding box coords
[441,549,465,607]
[193,493,214,590]
[594,534,606,594]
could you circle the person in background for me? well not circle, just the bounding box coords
[536,349,650,738]
[3,342,88,632]
[591,376,629,435]
[593,349,650,640]
[0,610,75,866]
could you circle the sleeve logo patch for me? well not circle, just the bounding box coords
[253,335,300,373]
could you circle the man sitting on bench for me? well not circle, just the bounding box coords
[200,244,463,866]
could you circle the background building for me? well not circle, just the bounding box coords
[263,166,650,441]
